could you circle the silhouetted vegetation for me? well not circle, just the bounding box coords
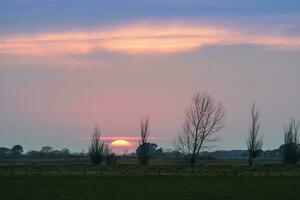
[137,117,151,165]
[89,125,105,165]
[136,143,163,159]
[40,146,54,154]
[104,145,117,166]
[25,147,74,158]
[0,147,11,157]
[10,145,23,157]
[1,94,300,177]
[0,145,23,158]
[283,119,299,165]
[174,92,225,167]
[247,103,263,167]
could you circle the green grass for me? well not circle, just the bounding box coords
[1,176,300,200]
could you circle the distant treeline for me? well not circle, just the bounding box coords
[0,145,84,158]
[1,143,299,161]
[202,145,300,160]
[0,143,166,159]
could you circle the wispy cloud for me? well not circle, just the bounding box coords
[77,136,168,142]
[1,22,300,55]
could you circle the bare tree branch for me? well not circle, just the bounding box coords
[247,102,263,167]
[283,118,299,165]
[138,117,151,165]
[174,92,225,167]
[89,125,105,165]
[140,117,150,146]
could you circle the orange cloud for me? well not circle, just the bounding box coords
[99,24,230,53]
[1,23,300,55]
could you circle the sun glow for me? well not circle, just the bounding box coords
[110,139,132,147]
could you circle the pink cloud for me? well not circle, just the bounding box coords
[1,22,300,56]
[77,136,169,142]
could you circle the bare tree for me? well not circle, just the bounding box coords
[247,102,263,168]
[283,118,299,165]
[89,125,105,165]
[137,117,151,165]
[174,92,225,167]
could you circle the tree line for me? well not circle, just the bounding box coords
[89,92,299,168]
[0,92,298,168]
[0,145,84,158]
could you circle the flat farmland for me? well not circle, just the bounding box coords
[1,176,300,200]
[1,158,300,176]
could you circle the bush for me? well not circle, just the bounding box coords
[89,126,105,165]
[283,119,299,165]
[105,153,117,166]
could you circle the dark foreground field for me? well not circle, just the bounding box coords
[1,176,300,200]
[1,159,300,199]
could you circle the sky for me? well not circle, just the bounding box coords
[1,0,300,153]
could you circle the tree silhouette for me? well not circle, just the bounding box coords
[246,102,263,167]
[283,118,299,165]
[104,145,117,166]
[89,125,105,165]
[11,145,23,157]
[137,117,151,165]
[174,92,225,167]
[40,146,53,154]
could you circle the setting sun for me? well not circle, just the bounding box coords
[110,139,132,147]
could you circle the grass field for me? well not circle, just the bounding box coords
[1,158,300,176]
[1,158,300,199]
[1,176,300,200]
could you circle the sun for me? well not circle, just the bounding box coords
[110,139,132,147]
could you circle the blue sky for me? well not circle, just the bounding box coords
[1,0,300,34]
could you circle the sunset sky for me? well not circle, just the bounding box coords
[1,0,300,152]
